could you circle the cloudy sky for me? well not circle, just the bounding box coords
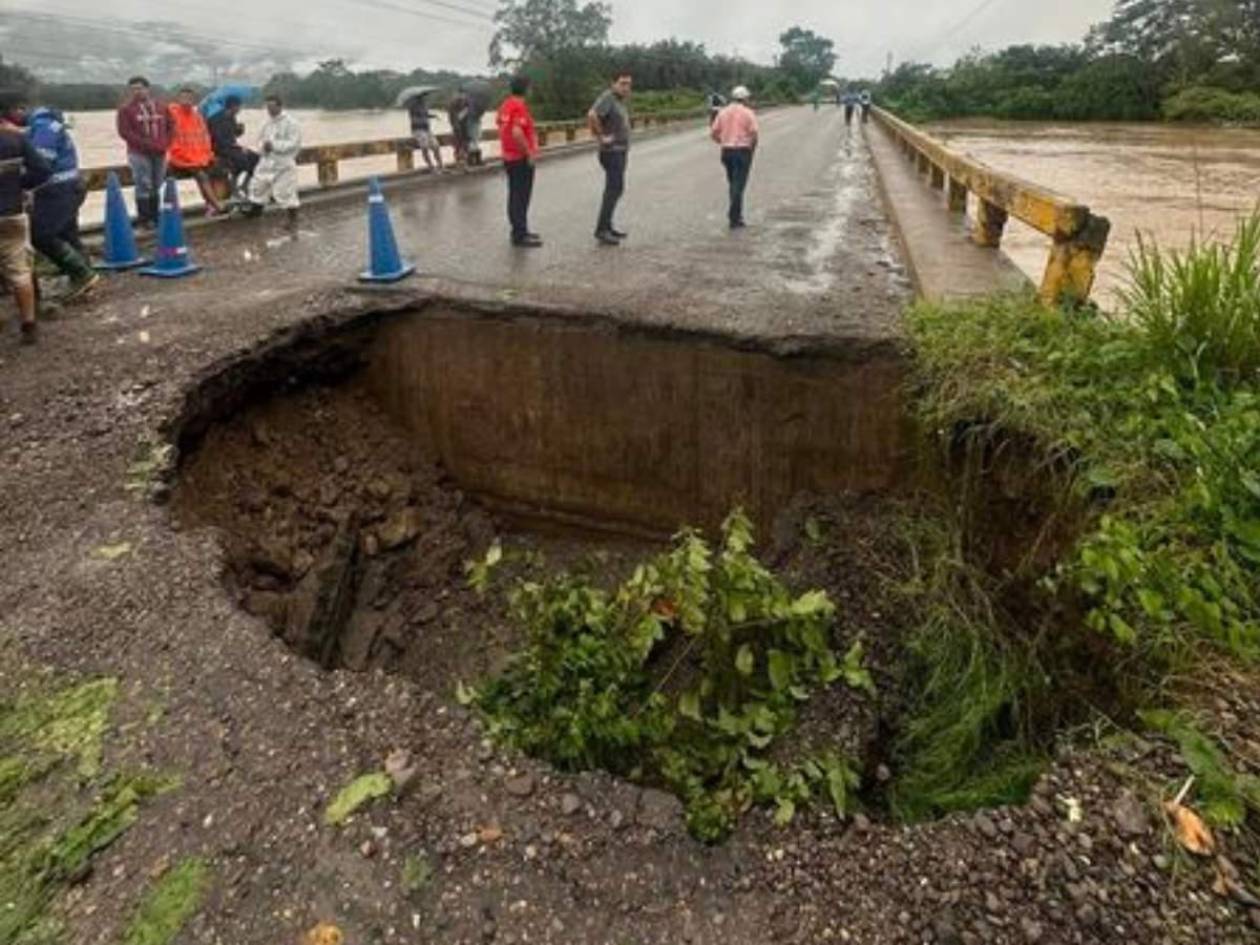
[4,0,1118,78]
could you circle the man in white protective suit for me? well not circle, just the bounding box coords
[245,94,302,234]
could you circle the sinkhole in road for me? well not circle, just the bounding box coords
[171,299,1093,827]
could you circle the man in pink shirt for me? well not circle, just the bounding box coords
[710,85,759,229]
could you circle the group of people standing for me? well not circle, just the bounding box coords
[494,71,760,248]
[0,78,310,345]
[116,77,304,233]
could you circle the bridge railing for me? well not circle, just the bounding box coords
[872,106,1111,305]
[79,108,707,193]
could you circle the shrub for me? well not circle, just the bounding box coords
[464,510,869,841]
[1121,215,1260,385]
[1163,86,1260,125]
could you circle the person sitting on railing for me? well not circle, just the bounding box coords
[2,92,100,302]
[243,94,302,236]
[208,95,259,200]
[167,87,226,217]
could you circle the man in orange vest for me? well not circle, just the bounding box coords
[167,87,225,216]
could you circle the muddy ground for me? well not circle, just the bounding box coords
[1,125,1257,943]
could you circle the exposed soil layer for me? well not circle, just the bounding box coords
[2,280,1257,944]
[165,309,1260,944]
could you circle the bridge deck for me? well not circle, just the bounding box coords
[64,107,911,349]
[1,106,911,945]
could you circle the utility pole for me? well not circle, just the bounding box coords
[885,51,893,78]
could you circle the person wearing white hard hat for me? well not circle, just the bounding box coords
[709,86,759,229]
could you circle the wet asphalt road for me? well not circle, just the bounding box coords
[116,106,911,342]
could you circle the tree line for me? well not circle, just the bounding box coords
[876,0,1260,124]
[0,0,837,120]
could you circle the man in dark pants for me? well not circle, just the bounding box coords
[2,93,99,299]
[0,88,52,343]
[496,75,541,247]
[710,86,759,229]
[587,71,632,246]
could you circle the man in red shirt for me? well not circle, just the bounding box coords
[496,75,541,248]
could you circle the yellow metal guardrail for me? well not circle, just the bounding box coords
[79,108,707,193]
[873,107,1111,305]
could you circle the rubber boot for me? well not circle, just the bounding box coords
[45,242,96,284]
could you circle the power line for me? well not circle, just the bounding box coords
[337,0,495,24]
[901,0,1011,63]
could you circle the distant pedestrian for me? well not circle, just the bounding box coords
[496,75,541,247]
[859,90,873,123]
[842,91,858,126]
[707,92,725,125]
[2,94,100,301]
[587,71,632,246]
[710,86,759,230]
[116,76,171,228]
[406,93,443,172]
[465,83,489,167]
[447,91,470,168]
[167,86,226,216]
[245,95,302,235]
[208,95,259,199]
[0,88,52,344]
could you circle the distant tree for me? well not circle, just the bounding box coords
[777,26,836,93]
[0,57,39,98]
[489,0,612,67]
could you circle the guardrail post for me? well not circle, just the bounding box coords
[973,199,1008,248]
[1040,216,1111,306]
[396,147,415,173]
[317,158,339,187]
[948,178,968,213]
[930,164,945,190]
[566,126,577,143]
[916,153,931,176]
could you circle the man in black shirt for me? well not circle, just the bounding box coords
[208,96,259,199]
[407,94,443,172]
[0,88,51,343]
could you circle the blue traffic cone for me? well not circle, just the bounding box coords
[358,178,415,283]
[139,179,200,278]
[95,171,148,271]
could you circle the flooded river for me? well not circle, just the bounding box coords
[929,119,1260,304]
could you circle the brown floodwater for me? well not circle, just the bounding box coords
[929,119,1260,305]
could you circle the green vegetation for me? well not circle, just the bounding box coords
[324,772,393,826]
[876,0,1260,124]
[1163,86,1260,124]
[894,216,1260,818]
[0,675,181,944]
[886,515,1048,821]
[120,858,211,945]
[464,510,869,842]
[1140,710,1260,828]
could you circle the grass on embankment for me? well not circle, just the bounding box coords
[0,668,205,945]
[890,215,1260,821]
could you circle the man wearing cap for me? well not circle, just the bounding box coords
[710,86,759,230]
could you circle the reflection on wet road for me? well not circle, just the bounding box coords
[176,107,912,340]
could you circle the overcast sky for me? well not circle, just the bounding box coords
[4,0,1118,77]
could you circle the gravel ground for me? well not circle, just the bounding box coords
[1,137,1257,944]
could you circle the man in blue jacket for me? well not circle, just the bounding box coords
[2,95,99,299]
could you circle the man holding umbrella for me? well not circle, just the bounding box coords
[396,86,443,173]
